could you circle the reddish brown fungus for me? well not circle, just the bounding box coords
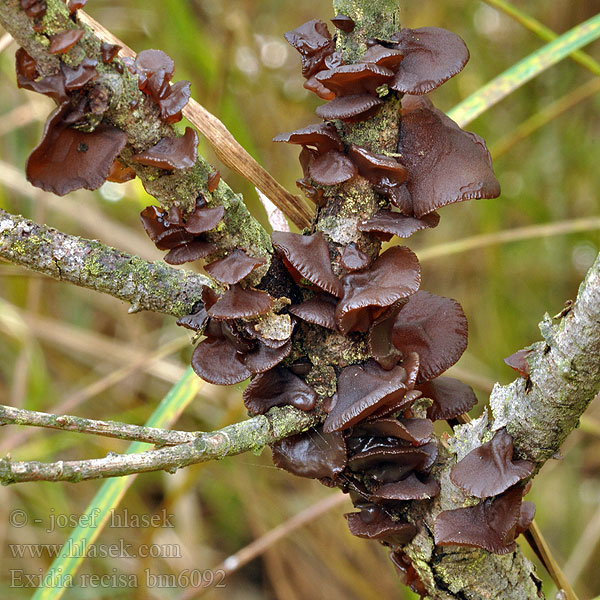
[26,103,127,195]
[417,376,478,421]
[296,178,324,205]
[176,307,208,332]
[20,0,46,19]
[164,240,216,265]
[340,243,370,272]
[134,49,174,100]
[323,361,409,432]
[390,27,469,95]
[48,29,85,54]
[67,0,88,14]
[315,94,383,123]
[100,42,121,63]
[370,472,440,501]
[204,249,265,285]
[273,123,343,154]
[331,14,355,33]
[107,159,136,183]
[516,501,536,536]
[284,19,335,79]
[271,231,343,298]
[315,63,394,96]
[349,446,430,482]
[309,151,357,186]
[183,205,224,235]
[139,205,194,250]
[243,367,317,415]
[504,348,533,378]
[191,337,252,386]
[304,75,336,100]
[368,309,402,370]
[450,429,535,498]
[131,127,198,170]
[345,511,417,544]
[243,340,292,375]
[359,210,440,239]
[359,44,404,70]
[335,246,421,335]
[16,48,67,103]
[207,285,273,320]
[61,57,98,90]
[289,294,337,330]
[207,169,220,192]
[399,95,500,217]
[15,48,38,81]
[392,291,468,382]
[360,417,433,446]
[158,80,191,124]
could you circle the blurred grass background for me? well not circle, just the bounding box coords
[1,0,600,598]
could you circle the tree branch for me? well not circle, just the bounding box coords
[0,208,218,317]
[0,406,319,484]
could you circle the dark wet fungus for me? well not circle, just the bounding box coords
[331,14,355,33]
[323,361,409,432]
[176,306,209,332]
[504,348,533,378]
[15,48,38,81]
[62,57,98,91]
[399,95,500,217]
[243,339,292,375]
[243,367,317,415]
[139,205,193,250]
[336,246,421,335]
[204,249,265,285]
[315,63,394,97]
[304,75,336,100]
[100,42,121,63]
[296,177,324,206]
[359,44,404,70]
[134,49,174,100]
[164,240,217,265]
[392,291,468,383]
[20,0,46,19]
[390,27,469,95]
[26,103,127,196]
[131,127,198,170]
[107,159,136,183]
[516,501,536,536]
[191,336,252,385]
[369,388,422,421]
[68,0,88,14]
[345,511,417,545]
[16,48,68,103]
[183,205,224,235]
[289,293,337,330]
[340,243,371,272]
[48,29,85,55]
[357,417,432,446]
[417,376,478,421]
[284,19,335,79]
[207,284,274,320]
[207,169,221,193]
[359,210,440,240]
[271,231,343,297]
[368,309,402,370]
[158,79,191,124]
[450,429,535,498]
[434,485,525,554]
[309,151,357,186]
[315,94,383,123]
[370,472,440,501]
[273,123,343,154]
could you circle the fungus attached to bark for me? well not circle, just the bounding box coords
[139,205,193,249]
[274,123,343,153]
[21,0,47,19]
[204,249,265,285]
[207,284,274,320]
[336,246,421,335]
[48,29,85,55]
[309,151,357,186]
[158,79,191,123]
[370,472,440,501]
[68,0,88,14]
[164,240,216,265]
[272,231,343,297]
[61,57,98,90]
[391,291,468,383]
[323,361,409,432]
[434,485,525,554]
[289,293,337,330]
[284,19,335,79]
[367,310,402,370]
[390,27,469,95]
[340,243,370,271]
[331,14,355,33]
[450,429,535,498]
[107,159,136,183]
[417,376,478,421]
[504,348,533,378]
[243,367,317,414]
[191,336,252,386]
[26,103,127,196]
[315,63,394,96]
[348,445,430,482]
[16,48,68,103]
[359,44,404,70]
[399,95,500,217]
[359,210,440,240]
[359,417,433,446]
[315,93,384,123]
[131,127,198,170]
[183,205,224,235]
[345,511,417,545]
[134,49,174,99]
[100,42,121,63]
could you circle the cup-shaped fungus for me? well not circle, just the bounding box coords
[204,249,266,285]
[370,472,440,501]
[450,429,535,498]
[416,376,478,421]
[68,0,88,14]
[207,285,273,320]
[16,48,68,103]
[289,293,338,331]
[340,243,371,271]
[345,510,417,545]
[331,14,355,33]
[315,63,394,97]
[356,417,433,447]
[48,29,85,54]
[284,19,335,79]
[359,210,440,240]
[359,44,404,70]
[21,0,47,19]
[315,94,384,123]
[131,127,198,170]
[504,348,533,378]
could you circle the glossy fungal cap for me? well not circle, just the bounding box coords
[370,389,422,421]
[68,0,88,14]
[134,49,174,100]
[181,205,224,235]
[335,246,421,335]
[48,29,85,54]
[271,231,343,298]
[434,485,525,554]
[271,427,347,479]
[315,63,394,96]
[348,144,408,191]
[26,104,127,196]
[390,27,469,95]
[303,75,336,100]
[450,429,535,498]
[131,127,198,170]
[296,177,324,205]
[340,243,371,271]
[243,339,292,374]
[107,159,136,183]
[191,336,251,385]
[158,80,191,124]
[367,309,402,370]
[504,348,533,378]
[289,294,338,330]
[345,511,417,544]
[315,94,383,123]
[370,472,440,501]
[15,49,68,103]
[204,249,266,285]
[323,361,408,432]
[21,0,47,18]
[273,123,343,154]
[207,169,221,192]
[417,376,478,421]
[359,210,440,239]
[349,446,430,484]
[358,417,433,446]
[100,42,121,63]
[331,14,355,33]
[284,19,335,79]
[309,151,357,186]
[392,291,467,383]
[399,95,500,218]
[164,240,217,265]
[176,306,209,332]
[139,205,194,250]
[207,284,273,320]
[516,501,536,536]
[243,367,317,415]
[61,57,98,91]
[359,44,404,70]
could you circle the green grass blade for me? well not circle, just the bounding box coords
[448,12,600,127]
[32,367,202,600]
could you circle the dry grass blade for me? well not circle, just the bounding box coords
[77,11,312,230]
[563,502,600,586]
[0,32,13,53]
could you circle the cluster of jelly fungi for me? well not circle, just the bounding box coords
[18,2,194,196]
